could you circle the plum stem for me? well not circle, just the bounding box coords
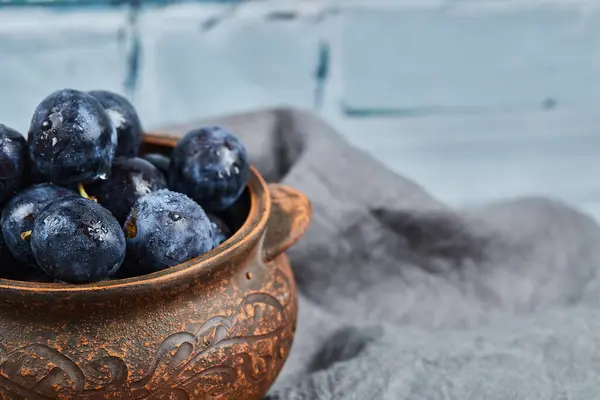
[123,217,137,239]
[21,231,31,241]
[78,183,97,202]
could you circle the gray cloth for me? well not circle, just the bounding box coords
[171,109,600,400]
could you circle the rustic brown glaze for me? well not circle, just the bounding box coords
[0,133,311,399]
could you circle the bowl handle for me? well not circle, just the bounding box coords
[263,184,312,262]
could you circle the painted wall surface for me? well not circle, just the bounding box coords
[1,1,600,218]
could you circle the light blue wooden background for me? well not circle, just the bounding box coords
[1,1,599,219]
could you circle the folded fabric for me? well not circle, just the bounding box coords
[165,109,600,400]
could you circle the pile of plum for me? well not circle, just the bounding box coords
[0,89,249,284]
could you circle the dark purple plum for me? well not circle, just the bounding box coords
[123,189,213,274]
[207,213,231,248]
[0,227,53,282]
[0,125,27,205]
[87,157,167,224]
[0,231,11,264]
[0,230,19,274]
[88,90,143,157]
[28,89,117,185]
[24,166,46,186]
[169,126,249,212]
[143,153,170,177]
[1,184,76,266]
[31,197,126,283]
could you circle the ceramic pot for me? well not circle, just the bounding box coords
[0,133,311,399]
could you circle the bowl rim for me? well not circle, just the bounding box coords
[0,165,271,299]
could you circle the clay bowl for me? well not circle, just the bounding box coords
[0,133,311,399]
